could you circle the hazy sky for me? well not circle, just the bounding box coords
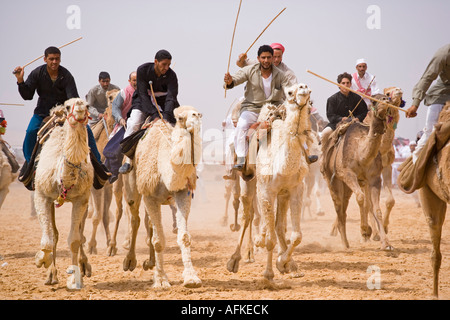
[1,0,449,155]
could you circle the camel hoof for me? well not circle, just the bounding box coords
[276,257,290,274]
[123,255,137,272]
[88,242,97,255]
[263,269,274,281]
[35,250,52,269]
[106,244,118,257]
[183,273,202,288]
[45,266,59,285]
[230,223,240,232]
[143,259,155,271]
[382,244,394,251]
[153,275,171,289]
[227,246,241,273]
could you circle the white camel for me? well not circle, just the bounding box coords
[33,98,93,290]
[254,83,312,281]
[0,138,18,211]
[123,106,202,288]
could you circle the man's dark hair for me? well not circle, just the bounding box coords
[257,45,274,57]
[337,72,352,84]
[44,46,61,57]
[155,49,172,61]
[98,71,111,80]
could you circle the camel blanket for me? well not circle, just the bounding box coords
[397,120,450,194]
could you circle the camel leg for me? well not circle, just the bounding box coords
[169,199,178,234]
[230,179,241,232]
[143,196,170,289]
[381,166,395,234]
[107,176,124,256]
[143,210,155,271]
[78,207,92,278]
[256,186,276,281]
[174,190,202,288]
[122,169,141,272]
[30,191,36,218]
[221,180,232,227]
[88,187,103,254]
[419,185,446,298]
[67,196,90,289]
[368,179,393,250]
[0,188,9,212]
[277,185,303,277]
[241,178,256,263]
[101,183,113,250]
[328,178,352,248]
[34,192,58,285]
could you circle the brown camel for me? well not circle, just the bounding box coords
[399,101,449,298]
[322,94,393,250]
[363,87,403,239]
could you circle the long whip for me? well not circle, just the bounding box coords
[12,37,83,74]
[306,70,406,113]
[225,0,243,98]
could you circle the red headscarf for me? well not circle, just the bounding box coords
[270,43,285,53]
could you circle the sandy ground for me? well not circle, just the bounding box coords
[0,164,449,301]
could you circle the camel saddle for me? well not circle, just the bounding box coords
[120,117,168,159]
[18,114,109,191]
[397,120,450,194]
[0,140,20,173]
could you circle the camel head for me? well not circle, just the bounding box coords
[285,83,311,108]
[384,87,403,106]
[174,106,202,134]
[371,94,390,121]
[65,98,90,127]
[105,89,120,127]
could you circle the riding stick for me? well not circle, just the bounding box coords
[225,0,243,98]
[306,70,406,113]
[0,103,25,106]
[244,7,286,55]
[12,37,83,74]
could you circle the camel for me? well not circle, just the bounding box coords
[0,138,18,211]
[33,98,93,289]
[363,87,403,239]
[404,101,449,298]
[302,130,325,219]
[322,94,393,251]
[250,83,312,281]
[122,105,202,288]
[87,89,118,255]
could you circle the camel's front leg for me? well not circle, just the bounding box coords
[381,165,395,234]
[174,190,202,288]
[108,176,124,256]
[122,169,141,272]
[420,185,446,298]
[67,196,90,290]
[143,196,170,289]
[369,180,393,251]
[256,186,276,281]
[277,186,303,277]
[34,192,59,285]
[88,187,103,254]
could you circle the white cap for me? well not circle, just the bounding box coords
[355,58,367,66]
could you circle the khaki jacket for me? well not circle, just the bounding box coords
[412,44,450,106]
[225,63,291,114]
